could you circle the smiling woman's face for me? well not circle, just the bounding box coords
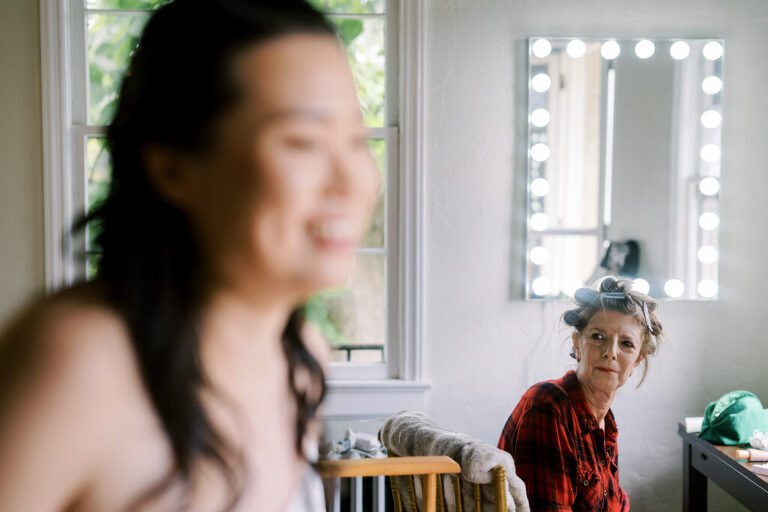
[572,310,644,392]
[173,33,380,299]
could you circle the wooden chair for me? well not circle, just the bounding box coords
[318,455,460,512]
[387,451,509,512]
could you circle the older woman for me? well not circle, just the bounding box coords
[498,277,663,511]
[0,1,379,511]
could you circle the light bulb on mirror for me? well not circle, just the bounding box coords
[669,41,690,60]
[530,108,550,127]
[531,73,552,93]
[664,279,684,298]
[703,41,723,61]
[532,38,552,58]
[532,276,552,296]
[700,109,722,129]
[529,213,549,231]
[697,246,719,264]
[702,76,722,95]
[530,246,549,265]
[700,144,721,163]
[699,177,720,196]
[634,40,655,59]
[632,278,650,295]
[530,143,550,162]
[698,212,720,231]
[566,39,586,58]
[530,178,550,197]
[601,40,621,60]
[698,279,718,298]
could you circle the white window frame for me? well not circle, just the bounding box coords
[39,0,428,419]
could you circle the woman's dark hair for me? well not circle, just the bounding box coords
[76,0,336,508]
[563,276,664,385]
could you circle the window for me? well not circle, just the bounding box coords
[41,0,426,408]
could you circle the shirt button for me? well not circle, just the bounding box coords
[583,480,589,486]
[603,490,608,497]
[600,460,606,466]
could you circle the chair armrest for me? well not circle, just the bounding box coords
[317,456,460,478]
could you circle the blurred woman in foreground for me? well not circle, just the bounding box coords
[0,1,379,510]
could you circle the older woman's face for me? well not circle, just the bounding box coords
[572,310,644,391]
[181,33,380,297]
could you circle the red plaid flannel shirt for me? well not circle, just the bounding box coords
[498,371,630,512]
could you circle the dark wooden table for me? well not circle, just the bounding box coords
[679,423,768,511]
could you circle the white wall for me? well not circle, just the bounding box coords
[0,0,44,323]
[423,1,768,510]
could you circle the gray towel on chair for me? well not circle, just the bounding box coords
[379,411,529,512]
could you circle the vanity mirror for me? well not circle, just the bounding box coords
[525,37,723,300]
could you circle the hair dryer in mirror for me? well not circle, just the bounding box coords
[587,239,640,285]
[600,240,640,277]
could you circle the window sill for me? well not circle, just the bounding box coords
[321,379,431,420]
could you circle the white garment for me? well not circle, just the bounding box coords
[283,465,325,512]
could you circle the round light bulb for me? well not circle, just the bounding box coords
[532,276,552,296]
[566,39,586,58]
[699,177,720,196]
[530,108,551,127]
[530,178,550,197]
[698,279,718,298]
[664,279,685,298]
[700,109,722,129]
[697,246,719,264]
[702,76,723,95]
[531,73,552,93]
[601,40,621,60]
[634,40,655,59]
[529,213,549,231]
[532,38,552,58]
[632,278,650,295]
[700,144,721,162]
[703,41,723,61]
[698,212,720,231]
[669,41,691,60]
[530,143,550,162]
[530,246,549,265]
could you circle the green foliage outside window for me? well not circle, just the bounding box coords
[85,0,387,357]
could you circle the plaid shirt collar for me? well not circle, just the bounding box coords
[561,370,619,445]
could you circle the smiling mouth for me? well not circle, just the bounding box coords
[309,218,360,249]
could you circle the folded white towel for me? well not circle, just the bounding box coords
[379,411,529,512]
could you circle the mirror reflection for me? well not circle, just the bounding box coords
[526,38,723,300]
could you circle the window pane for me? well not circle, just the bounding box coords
[87,13,150,125]
[362,139,385,248]
[86,137,111,255]
[304,254,386,363]
[86,253,102,281]
[331,17,385,127]
[86,0,171,9]
[307,0,385,14]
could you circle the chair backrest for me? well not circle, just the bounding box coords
[387,451,507,512]
[317,455,461,512]
[378,411,528,512]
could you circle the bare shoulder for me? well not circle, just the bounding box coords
[0,283,151,510]
[0,282,140,413]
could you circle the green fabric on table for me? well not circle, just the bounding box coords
[699,391,768,446]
